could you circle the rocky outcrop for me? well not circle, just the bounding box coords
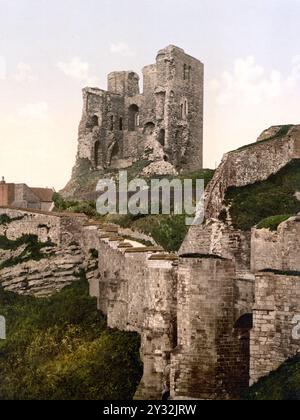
[0,243,84,297]
[204,125,300,220]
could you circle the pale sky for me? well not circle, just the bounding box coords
[1,0,300,190]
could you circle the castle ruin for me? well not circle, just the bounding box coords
[74,45,203,175]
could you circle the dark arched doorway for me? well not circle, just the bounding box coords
[158,129,165,147]
[128,104,139,131]
[94,141,100,168]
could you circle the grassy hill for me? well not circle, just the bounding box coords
[0,275,142,400]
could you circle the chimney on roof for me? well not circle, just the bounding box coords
[0,176,5,184]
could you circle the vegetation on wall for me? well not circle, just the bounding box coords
[0,277,142,400]
[55,169,215,252]
[224,160,300,231]
[246,354,300,400]
[0,234,54,270]
[256,215,292,231]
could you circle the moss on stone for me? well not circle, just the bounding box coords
[246,354,300,400]
[256,214,292,231]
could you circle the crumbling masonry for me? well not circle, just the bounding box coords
[73,45,203,175]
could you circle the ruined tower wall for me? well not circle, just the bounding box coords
[171,257,250,400]
[251,272,300,385]
[251,215,300,273]
[69,45,204,181]
[180,220,252,275]
[155,47,204,171]
[108,71,140,97]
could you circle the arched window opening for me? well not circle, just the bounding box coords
[94,141,100,168]
[163,155,168,162]
[158,129,165,147]
[128,104,140,131]
[119,117,123,131]
[91,115,99,128]
[234,313,253,339]
[144,122,155,135]
[110,115,114,131]
[180,100,188,120]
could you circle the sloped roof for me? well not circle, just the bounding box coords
[31,188,54,202]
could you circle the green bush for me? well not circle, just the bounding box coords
[53,193,97,217]
[256,215,292,231]
[0,214,11,225]
[246,354,300,400]
[225,160,300,231]
[0,278,142,400]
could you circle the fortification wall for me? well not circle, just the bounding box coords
[251,272,300,384]
[180,219,251,275]
[0,207,87,245]
[205,126,300,219]
[0,208,88,296]
[81,226,178,399]
[251,214,300,272]
[171,256,250,400]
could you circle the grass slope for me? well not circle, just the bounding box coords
[224,160,300,231]
[246,355,300,400]
[0,277,142,400]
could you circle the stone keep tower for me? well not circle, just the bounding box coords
[75,45,204,174]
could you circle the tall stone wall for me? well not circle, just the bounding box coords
[170,256,250,400]
[82,226,178,399]
[251,272,300,384]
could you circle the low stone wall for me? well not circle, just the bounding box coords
[0,206,88,245]
[251,272,300,384]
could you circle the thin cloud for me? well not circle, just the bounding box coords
[210,56,283,106]
[0,56,7,80]
[57,57,99,85]
[110,42,135,57]
[18,102,50,122]
[14,62,35,83]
